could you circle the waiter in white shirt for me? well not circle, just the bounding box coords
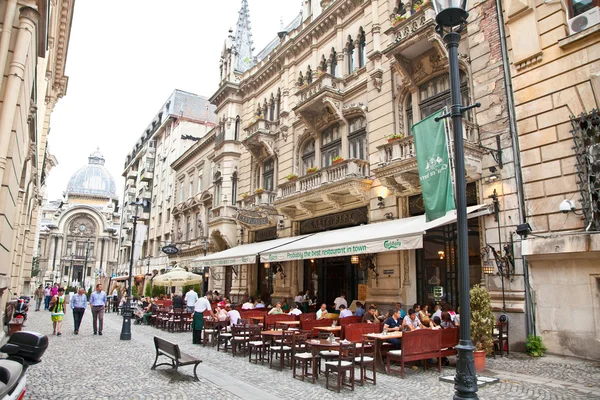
[192,292,213,344]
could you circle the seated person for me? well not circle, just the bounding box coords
[142,299,156,324]
[288,303,302,316]
[430,315,442,330]
[214,302,228,322]
[141,297,150,309]
[268,303,284,315]
[226,304,241,327]
[338,304,353,318]
[418,304,431,327]
[394,302,407,319]
[354,302,365,317]
[432,304,443,320]
[316,303,329,320]
[383,308,403,348]
[440,311,456,329]
[241,297,255,310]
[281,298,290,312]
[254,297,266,309]
[402,308,422,331]
[362,306,378,323]
[454,307,460,326]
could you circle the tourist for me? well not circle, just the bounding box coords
[49,287,66,336]
[192,292,212,344]
[254,297,265,309]
[214,302,228,328]
[430,316,442,330]
[316,303,328,320]
[454,307,461,326]
[369,304,380,319]
[432,304,443,320]
[394,302,407,319]
[362,306,378,323]
[338,304,353,318]
[142,298,155,325]
[383,308,402,348]
[440,312,456,329]
[419,304,431,327]
[355,302,365,317]
[213,290,222,301]
[447,306,457,321]
[90,284,107,335]
[226,304,240,326]
[51,283,59,297]
[402,308,422,331]
[333,293,348,310]
[294,292,303,306]
[268,303,284,315]
[288,303,302,316]
[34,285,44,311]
[44,284,52,311]
[242,297,254,310]
[112,287,119,312]
[172,292,184,310]
[70,288,87,334]
[281,298,290,312]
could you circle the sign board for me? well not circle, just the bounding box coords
[358,284,367,301]
[161,244,179,255]
[382,269,394,275]
[299,207,368,234]
[433,286,444,301]
[236,210,269,226]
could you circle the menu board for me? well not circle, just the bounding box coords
[358,284,368,301]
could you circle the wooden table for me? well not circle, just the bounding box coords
[261,329,298,337]
[313,326,342,337]
[277,320,300,327]
[364,332,403,373]
[251,316,264,324]
[305,338,342,350]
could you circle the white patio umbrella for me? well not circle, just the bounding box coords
[152,266,203,286]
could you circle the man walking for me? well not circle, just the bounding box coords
[192,292,212,344]
[185,287,198,313]
[90,284,107,335]
[44,284,52,310]
[34,285,44,311]
[70,288,87,334]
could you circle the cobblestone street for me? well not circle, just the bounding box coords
[19,310,600,400]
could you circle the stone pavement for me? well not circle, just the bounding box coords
[16,309,600,400]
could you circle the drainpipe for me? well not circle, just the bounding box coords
[494,0,534,337]
[0,0,18,94]
[0,7,39,187]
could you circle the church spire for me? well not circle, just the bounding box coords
[233,0,254,73]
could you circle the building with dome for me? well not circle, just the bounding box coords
[37,149,121,290]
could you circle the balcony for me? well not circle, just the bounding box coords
[126,178,136,187]
[126,187,135,196]
[141,189,152,199]
[275,159,372,219]
[293,73,346,133]
[140,170,153,181]
[242,118,279,160]
[295,73,345,108]
[127,170,137,179]
[238,191,277,209]
[373,120,483,196]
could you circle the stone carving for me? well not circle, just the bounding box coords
[297,202,316,216]
[322,194,343,210]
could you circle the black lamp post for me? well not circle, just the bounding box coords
[83,238,91,286]
[120,199,144,341]
[201,236,209,294]
[68,253,75,288]
[431,1,479,398]
[146,255,153,275]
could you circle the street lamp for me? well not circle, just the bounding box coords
[83,238,91,287]
[68,253,75,288]
[120,198,147,340]
[146,255,153,275]
[431,1,479,398]
[201,236,209,294]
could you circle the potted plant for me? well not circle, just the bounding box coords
[392,14,407,26]
[286,173,298,181]
[306,166,319,174]
[241,192,249,199]
[255,188,265,194]
[470,284,495,372]
[387,133,405,143]
[316,69,325,78]
[332,156,344,164]
[526,335,547,357]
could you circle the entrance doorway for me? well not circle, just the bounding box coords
[304,257,358,307]
[73,266,83,286]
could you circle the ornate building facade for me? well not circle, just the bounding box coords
[0,0,74,309]
[38,149,120,290]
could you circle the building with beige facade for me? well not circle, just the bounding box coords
[0,0,74,310]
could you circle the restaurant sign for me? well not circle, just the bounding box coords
[236,210,269,226]
[260,235,422,262]
[299,207,368,234]
[200,255,257,267]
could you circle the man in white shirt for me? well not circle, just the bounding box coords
[192,292,212,344]
[288,303,302,316]
[185,288,198,313]
[226,304,240,326]
[316,303,328,320]
[294,292,303,305]
[333,294,348,310]
[242,298,254,309]
[338,304,353,318]
[432,304,442,320]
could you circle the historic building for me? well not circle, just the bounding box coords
[0,0,74,305]
[117,89,216,283]
[38,149,120,290]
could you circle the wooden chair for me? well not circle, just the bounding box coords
[202,318,218,347]
[231,325,250,357]
[217,325,233,353]
[353,338,376,386]
[493,319,509,357]
[182,312,193,332]
[293,338,320,384]
[269,331,294,370]
[248,329,268,364]
[386,329,442,378]
[325,342,355,393]
[317,332,339,368]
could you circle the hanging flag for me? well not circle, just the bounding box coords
[412,109,455,222]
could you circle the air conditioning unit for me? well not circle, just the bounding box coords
[568,7,600,35]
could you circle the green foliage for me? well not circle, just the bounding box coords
[182,284,201,294]
[132,285,139,298]
[31,257,40,277]
[151,284,164,298]
[87,286,92,298]
[144,282,152,298]
[526,335,547,357]
[470,284,495,354]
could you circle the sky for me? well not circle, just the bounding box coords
[46,0,302,200]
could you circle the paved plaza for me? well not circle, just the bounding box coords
[18,309,600,400]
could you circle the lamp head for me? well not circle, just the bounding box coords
[432,0,469,27]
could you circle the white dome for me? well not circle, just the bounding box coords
[66,148,117,199]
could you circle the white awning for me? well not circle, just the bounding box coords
[260,204,490,263]
[194,235,312,266]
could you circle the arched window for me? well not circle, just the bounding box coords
[418,71,470,120]
[330,49,338,77]
[302,139,315,173]
[346,36,355,74]
[321,125,341,167]
[263,159,275,192]
[358,28,366,68]
[213,170,222,207]
[348,117,367,160]
[231,171,238,203]
[234,115,240,140]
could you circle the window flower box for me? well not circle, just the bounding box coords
[286,174,298,181]
[332,156,344,165]
[387,133,405,142]
[306,167,319,174]
[392,15,407,26]
[241,193,249,199]
[255,188,265,194]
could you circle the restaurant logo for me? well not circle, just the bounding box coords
[383,240,402,250]
[161,244,179,255]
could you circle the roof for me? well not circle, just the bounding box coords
[167,89,217,124]
[255,13,303,63]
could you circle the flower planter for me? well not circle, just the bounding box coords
[388,138,402,143]
[255,190,264,195]
[474,350,486,372]
[287,177,297,181]
[332,159,344,165]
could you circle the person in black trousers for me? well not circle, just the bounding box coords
[70,288,88,334]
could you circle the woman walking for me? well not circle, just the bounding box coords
[49,287,66,336]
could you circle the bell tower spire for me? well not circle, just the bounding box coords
[233,0,254,73]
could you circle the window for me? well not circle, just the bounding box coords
[321,125,341,167]
[269,96,275,121]
[178,179,184,203]
[214,172,222,207]
[568,0,598,17]
[158,213,162,226]
[358,28,366,68]
[66,241,72,255]
[330,49,338,77]
[302,139,316,173]
[346,37,355,74]
[406,94,414,133]
[276,89,281,119]
[195,212,201,237]
[231,172,238,202]
[188,175,194,198]
[76,242,85,257]
[197,169,203,192]
[64,266,69,276]
[418,72,470,120]
[348,117,367,160]
[88,242,95,258]
[263,159,275,192]
[234,116,240,140]
[166,208,171,223]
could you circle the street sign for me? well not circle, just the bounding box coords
[161,244,179,255]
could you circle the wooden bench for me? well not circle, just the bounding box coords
[151,337,202,380]
[299,318,333,337]
[8,318,24,336]
[299,312,316,322]
[338,316,363,339]
[386,329,442,377]
[441,327,459,358]
[264,313,297,329]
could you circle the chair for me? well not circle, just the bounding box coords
[293,336,320,384]
[269,331,294,370]
[202,318,218,347]
[231,325,250,357]
[493,318,509,358]
[248,327,268,364]
[353,338,376,386]
[217,325,233,353]
[324,342,355,393]
[318,332,339,369]
[182,312,193,332]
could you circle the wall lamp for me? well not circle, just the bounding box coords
[384,212,394,220]
[377,196,385,208]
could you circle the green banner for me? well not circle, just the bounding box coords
[411,109,455,222]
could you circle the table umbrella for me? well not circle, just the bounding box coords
[152,266,203,286]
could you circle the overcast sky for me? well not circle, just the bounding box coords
[46,0,301,200]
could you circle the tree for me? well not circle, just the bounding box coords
[470,284,495,354]
[31,256,40,278]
